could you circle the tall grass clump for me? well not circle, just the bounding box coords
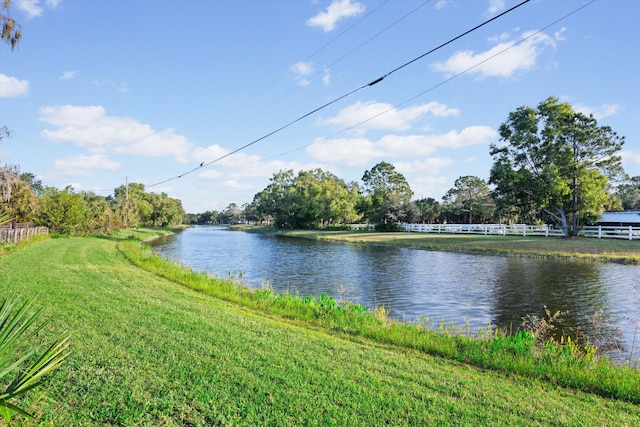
[118,238,640,404]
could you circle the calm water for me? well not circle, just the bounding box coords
[150,225,640,358]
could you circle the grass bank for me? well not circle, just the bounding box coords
[119,238,640,404]
[273,229,640,264]
[0,234,639,425]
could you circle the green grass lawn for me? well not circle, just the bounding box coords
[279,230,640,264]
[0,236,639,426]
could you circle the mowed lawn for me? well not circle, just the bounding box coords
[0,237,639,426]
[281,230,640,264]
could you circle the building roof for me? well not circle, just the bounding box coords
[599,211,640,224]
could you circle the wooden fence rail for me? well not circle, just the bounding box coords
[0,226,49,244]
[401,223,640,240]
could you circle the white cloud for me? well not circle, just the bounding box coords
[194,147,323,184]
[307,126,496,166]
[16,0,60,18]
[622,151,640,165]
[0,74,29,97]
[289,61,314,86]
[220,180,254,192]
[409,174,450,200]
[59,70,77,80]
[573,103,622,120]
[431,30,557,79]
[486,0,505,15]
[394,157,455,175]
[53,154,120,176]
[322,69,331,86]
[306,0,365,32]
[191,144,230,166]
[320,101,460,132]
[487,31,512,43]
[308,137,382,166]
[39,105,194,159]
[291,61,313,76]
[422,101,461,118]
[392,160,453,199]
[554,27,567,41]
[435,0,451,10]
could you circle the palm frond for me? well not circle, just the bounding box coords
[0,205,13,226]
[0,298,70,418]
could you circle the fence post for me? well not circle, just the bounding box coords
[630,225,633,241]
[598,225,602,239]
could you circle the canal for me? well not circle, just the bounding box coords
[149,225,640,360]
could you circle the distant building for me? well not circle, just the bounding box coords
[598,211,640,227]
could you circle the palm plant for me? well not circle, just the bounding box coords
[0,206,11,226]
[0,297,70,419]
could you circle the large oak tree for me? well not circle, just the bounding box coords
[490,96,624,236]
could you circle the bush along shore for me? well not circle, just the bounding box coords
[119,233,640,404]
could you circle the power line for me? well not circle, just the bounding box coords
[248,0,432,119]
[245,0,392,104]
[147,0,532,189]
[264,0,597,163]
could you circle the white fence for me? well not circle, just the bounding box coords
[401,223,566,237]
[581,225,640,241]
[400,223,640,240]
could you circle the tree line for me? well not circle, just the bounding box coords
[189,97,639,237]
[0,171,185,236]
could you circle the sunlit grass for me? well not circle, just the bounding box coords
[118,238,640,404]
[0,234,638,425]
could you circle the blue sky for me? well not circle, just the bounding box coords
[1,0,638,213]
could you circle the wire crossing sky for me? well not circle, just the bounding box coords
[147,0,532,188]
[1,0,638,213]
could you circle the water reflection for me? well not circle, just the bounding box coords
[491,259,610,335]
[150,226,640,358]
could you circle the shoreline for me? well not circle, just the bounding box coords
[231,226,640,265]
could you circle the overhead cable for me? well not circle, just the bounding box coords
[146,0,531,188]
[264,0,597,162]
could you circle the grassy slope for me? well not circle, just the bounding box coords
[278,230,640,264]
[0,237,639,426]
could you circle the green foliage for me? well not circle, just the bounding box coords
[442,176,495,224]
[490,96,625,236]
[119,235,640,404]
[113,183,185,228]
[35,186,89,235]
[374,222,403,232]
[360,161,413,225]
[412,197,441,223]
[617,176,640,210]
[0,205,12,225]
[2,235,640,424]
[0,298,69,420]
[253,168,361,229]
